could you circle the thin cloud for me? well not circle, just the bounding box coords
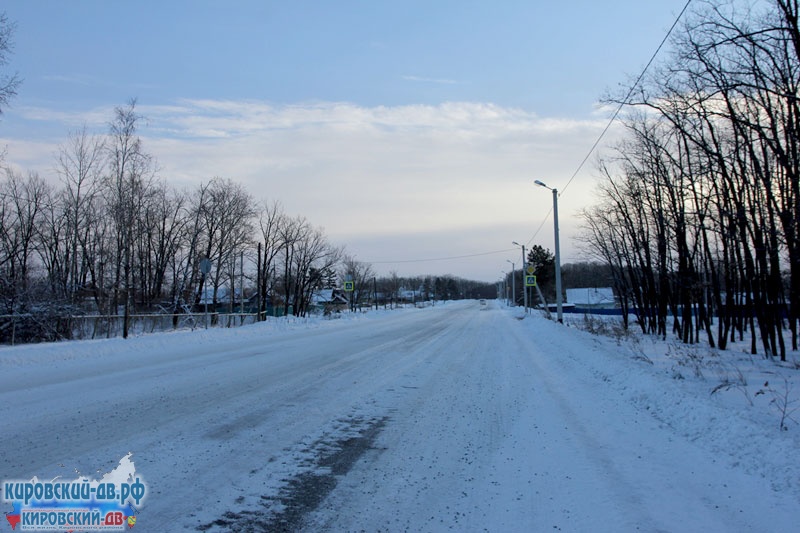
[15,104,114,127]
[140,100,599,141]
[137,98,608,226]
[41,74,95,85]
[402,75,460,85]
[3,98,613,279]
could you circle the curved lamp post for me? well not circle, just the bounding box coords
[534,180,563,323]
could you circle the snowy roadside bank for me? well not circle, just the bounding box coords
[0,303,428,368]
[515,306,800,498]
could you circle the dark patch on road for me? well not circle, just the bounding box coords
[197,415,387,532]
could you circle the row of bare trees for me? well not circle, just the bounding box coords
[582,0,800,360]
[335,257,495,311]
[0,101,345,341]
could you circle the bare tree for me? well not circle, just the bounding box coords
[256,200,286,319]
[1,170,49,299]
[138,181,188,306]
[340,254,374,311]
[55,126,104,302]
[0,12,20,116]
[192,177,255,310]
[582,0,800,359]
[277,215,305,316]
[105,99,156,337]
[0,170,52,344]
[291,225,341,317]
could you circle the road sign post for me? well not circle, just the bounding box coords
[526,264,535,314]
[344,276,354,312]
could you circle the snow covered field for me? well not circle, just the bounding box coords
[1,300,798,532]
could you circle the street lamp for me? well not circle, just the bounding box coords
[534,180,563,323]
[506,260,515,306]
[512,241,527,313]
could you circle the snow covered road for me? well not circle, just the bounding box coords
[2,300,798,532]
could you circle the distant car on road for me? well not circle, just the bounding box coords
[479,299,486,305]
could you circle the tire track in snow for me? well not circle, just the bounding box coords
[197,415,388,532]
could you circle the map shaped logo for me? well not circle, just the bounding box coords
[3,453,146,531]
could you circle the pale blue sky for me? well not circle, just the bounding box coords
[1,1,688,281]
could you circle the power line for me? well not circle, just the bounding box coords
[560,0,693,197]
[365,3,694,267]
[526,0,694,249]
[368,247,517,265]
[526,206,553,248]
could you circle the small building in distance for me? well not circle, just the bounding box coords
[312,288,350,314]
[566,287,616,310]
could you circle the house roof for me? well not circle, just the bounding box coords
[566,287,615,306]
[198,286,245,304]
[312,289,348,304]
